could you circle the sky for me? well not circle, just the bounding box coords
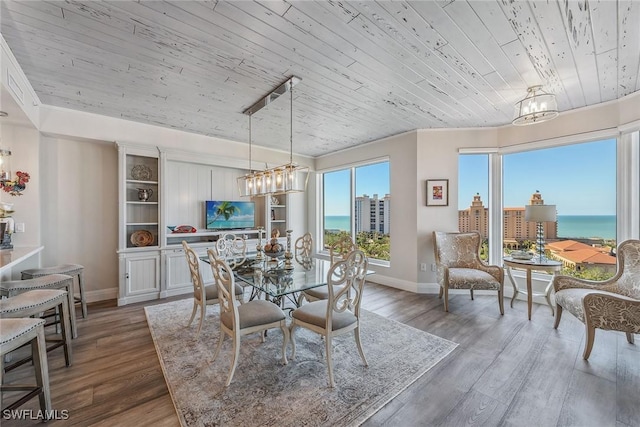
[324,162,390,216]
[458,139,616,216]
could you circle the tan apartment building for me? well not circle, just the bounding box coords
[459,191,558,248]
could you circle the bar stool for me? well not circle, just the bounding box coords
[0,318,51,416]
[0,289,73,369]
[1,274,78,339]
[22,264,88,319]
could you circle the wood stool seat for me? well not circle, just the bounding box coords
[0,318,51,416]
[1,274,78,339]
[0,289,73,369]
[22,264,88,319]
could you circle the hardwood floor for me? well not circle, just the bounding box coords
[2,283,638,426]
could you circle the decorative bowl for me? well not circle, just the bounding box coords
[264,250,285,259]
[511,251,534,260]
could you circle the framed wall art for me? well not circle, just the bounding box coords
[426,179,449,206]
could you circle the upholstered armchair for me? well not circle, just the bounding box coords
[433,231,504,314]
[553,239,640,359]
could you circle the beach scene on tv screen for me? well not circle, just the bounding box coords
[206,201,255,229]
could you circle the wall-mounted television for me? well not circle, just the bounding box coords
[205,200,255,230]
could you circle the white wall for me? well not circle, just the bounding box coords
[40,136,119,301]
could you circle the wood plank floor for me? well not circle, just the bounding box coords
[2,283,638,426]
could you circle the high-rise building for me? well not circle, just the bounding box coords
[459,191,557,244]
[355,193,390,234]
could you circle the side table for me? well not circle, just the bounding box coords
[503,257,562,320]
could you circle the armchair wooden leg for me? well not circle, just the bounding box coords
[443,287,449,312]
[438,286,443,299]
[498,289,504,315]
[626,332,635,344]
[225,335,241,386]
[470,289,474,300]
[583,324,596,360]
[554,305,563,329]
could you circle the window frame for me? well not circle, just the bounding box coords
[318,157,391,265]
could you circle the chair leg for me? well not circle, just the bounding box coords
[60,299,73,367]
[443,287,449,312]
[77,271,88,319]
[583,323,596,360]
[32,327,52,416]
[553,305,563,329]
[626,332,635,344]
[354,326,368,367]
[194,303,205,339]
[296,292,305,307]
[497,289,504,315]
[280,322,289,365]
[225,334,241,386]
[325,335,335,388]
[186,301,198,328]
[438,286,443,299]
[470,289,474,300]
[212,327,224,363]
[289,324,298,359]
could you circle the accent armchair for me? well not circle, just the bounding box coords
[553,239,640,359]
[433,231,504,314]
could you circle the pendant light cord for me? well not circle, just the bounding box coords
[290,83,293,164]
[249,114,252,173]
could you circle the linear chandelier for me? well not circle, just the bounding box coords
[512,85,558,126]
[237,76,309,197]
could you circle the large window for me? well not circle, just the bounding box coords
[322,161,390,262]
[503,139,617,280]
[458,154,490,260]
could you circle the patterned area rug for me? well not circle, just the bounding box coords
[145,299,457,427]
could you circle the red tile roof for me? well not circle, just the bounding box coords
[553,249,617,265]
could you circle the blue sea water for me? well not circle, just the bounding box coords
[557,215,616,239]
[325,214,616,239]
[324,216,350,231]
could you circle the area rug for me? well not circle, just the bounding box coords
[144,299,457,427]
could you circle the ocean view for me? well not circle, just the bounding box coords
[325,215,616,240]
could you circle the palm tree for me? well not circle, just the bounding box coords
[207,201,240,227]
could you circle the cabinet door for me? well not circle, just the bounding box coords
[164,247,215,296]
[119,253,160,305]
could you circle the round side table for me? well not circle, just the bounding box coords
[503,257,562,320]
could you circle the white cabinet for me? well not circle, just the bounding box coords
[161,244,215,298]
[118,251,160,305]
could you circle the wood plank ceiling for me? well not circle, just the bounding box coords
[1,1,639,157]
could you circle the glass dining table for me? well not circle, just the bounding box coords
[201,255,349,309]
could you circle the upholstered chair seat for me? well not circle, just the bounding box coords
[22,263,87,319]
[553,239,640,359]
[221,300,285,330]
[292,300,357,330]
[446,268,501,290]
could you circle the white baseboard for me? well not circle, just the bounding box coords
[85,287,118,303]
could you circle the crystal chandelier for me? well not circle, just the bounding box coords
[237,76,309,197]
[512,85,558,126]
